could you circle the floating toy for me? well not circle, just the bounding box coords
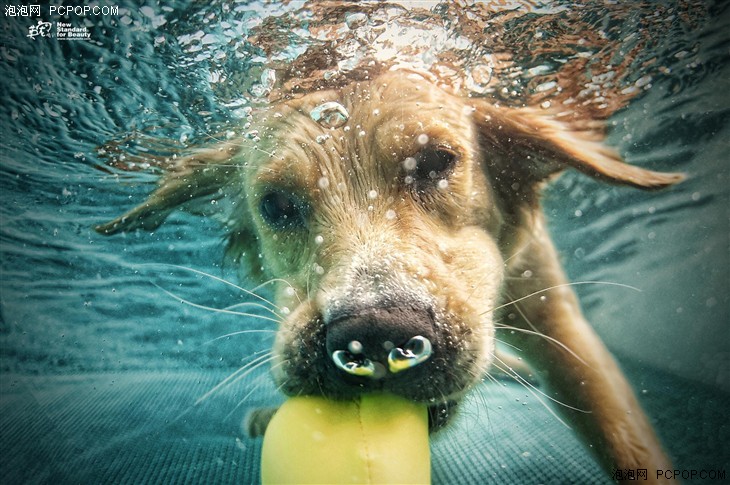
[261,393,430,484]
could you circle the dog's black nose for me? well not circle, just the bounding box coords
[325,304,437,380]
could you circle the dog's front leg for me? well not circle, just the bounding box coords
[501,214,672,484]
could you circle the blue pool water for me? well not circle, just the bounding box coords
[1,1,728,484]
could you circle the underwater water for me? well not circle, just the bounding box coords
[1,1,728,484]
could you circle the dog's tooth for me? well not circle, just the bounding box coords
[388,336,433,374]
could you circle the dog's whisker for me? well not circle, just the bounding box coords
[248,278,303,305]
[503,291,549,350]
[492,356,590,427]
[152,283,283,324]
[207,354,277,409]
[482,372,501,386]
[138,263,283,313]
[472,383,500,443]
[502,238,534,267]
[169,350,272,424]
[471,379,497,429]
[499,290,592,369]
[466,237,538,303]
[223,301,285,317]
[305,263,314,301]
[195,351,275,406]
[234,140,275,158]
[482,280,641,317]
[223,379,265,422]
[267,358,294,396]
[490,361,572,429]
[493,323,588,367]
[492,337,524,353]
[463,264,501,305]
[196,130,276,158]
[204,329,277,345]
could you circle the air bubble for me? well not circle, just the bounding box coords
[347,340,363,354]
[314,235,324,245]
[437,179,448,189]
[417,133,429,145]
[249,69,276,98]
[385,209,396,220]
[635,75,652,88]
[403,157,417,171]
[345,12,368,29]
[318,177,330,189]
[535,81,556,92]
[368,189,378,199]
[465,64,493,94]
[310,101,349,129]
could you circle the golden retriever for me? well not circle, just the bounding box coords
[97,12,685,479]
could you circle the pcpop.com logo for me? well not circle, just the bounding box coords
[5,4,121,41]
[27,20,53,40]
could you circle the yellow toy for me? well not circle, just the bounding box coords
[261,393,430,484]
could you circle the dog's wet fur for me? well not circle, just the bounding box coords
[99,69,682,482]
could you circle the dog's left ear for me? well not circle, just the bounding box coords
[473,102,685,190]
[95,142,243,235]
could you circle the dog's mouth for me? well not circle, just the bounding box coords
[271,296,488,430]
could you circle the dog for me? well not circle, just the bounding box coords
[96,4,686,483]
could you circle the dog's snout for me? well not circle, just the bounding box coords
[325,304,437,380]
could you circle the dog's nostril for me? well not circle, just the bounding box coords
[387,336,433,374]
[330,336,433,378]
[332,349,377,377]
[325,304,437,381]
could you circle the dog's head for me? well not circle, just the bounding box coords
[98,71,682,423]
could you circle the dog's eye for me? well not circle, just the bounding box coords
[413,147,456,181]
[259,192,306,229]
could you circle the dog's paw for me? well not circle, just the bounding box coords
[244,407,279,438]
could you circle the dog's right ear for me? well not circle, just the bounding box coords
[95,142,243,235]
[473,102,685,191]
